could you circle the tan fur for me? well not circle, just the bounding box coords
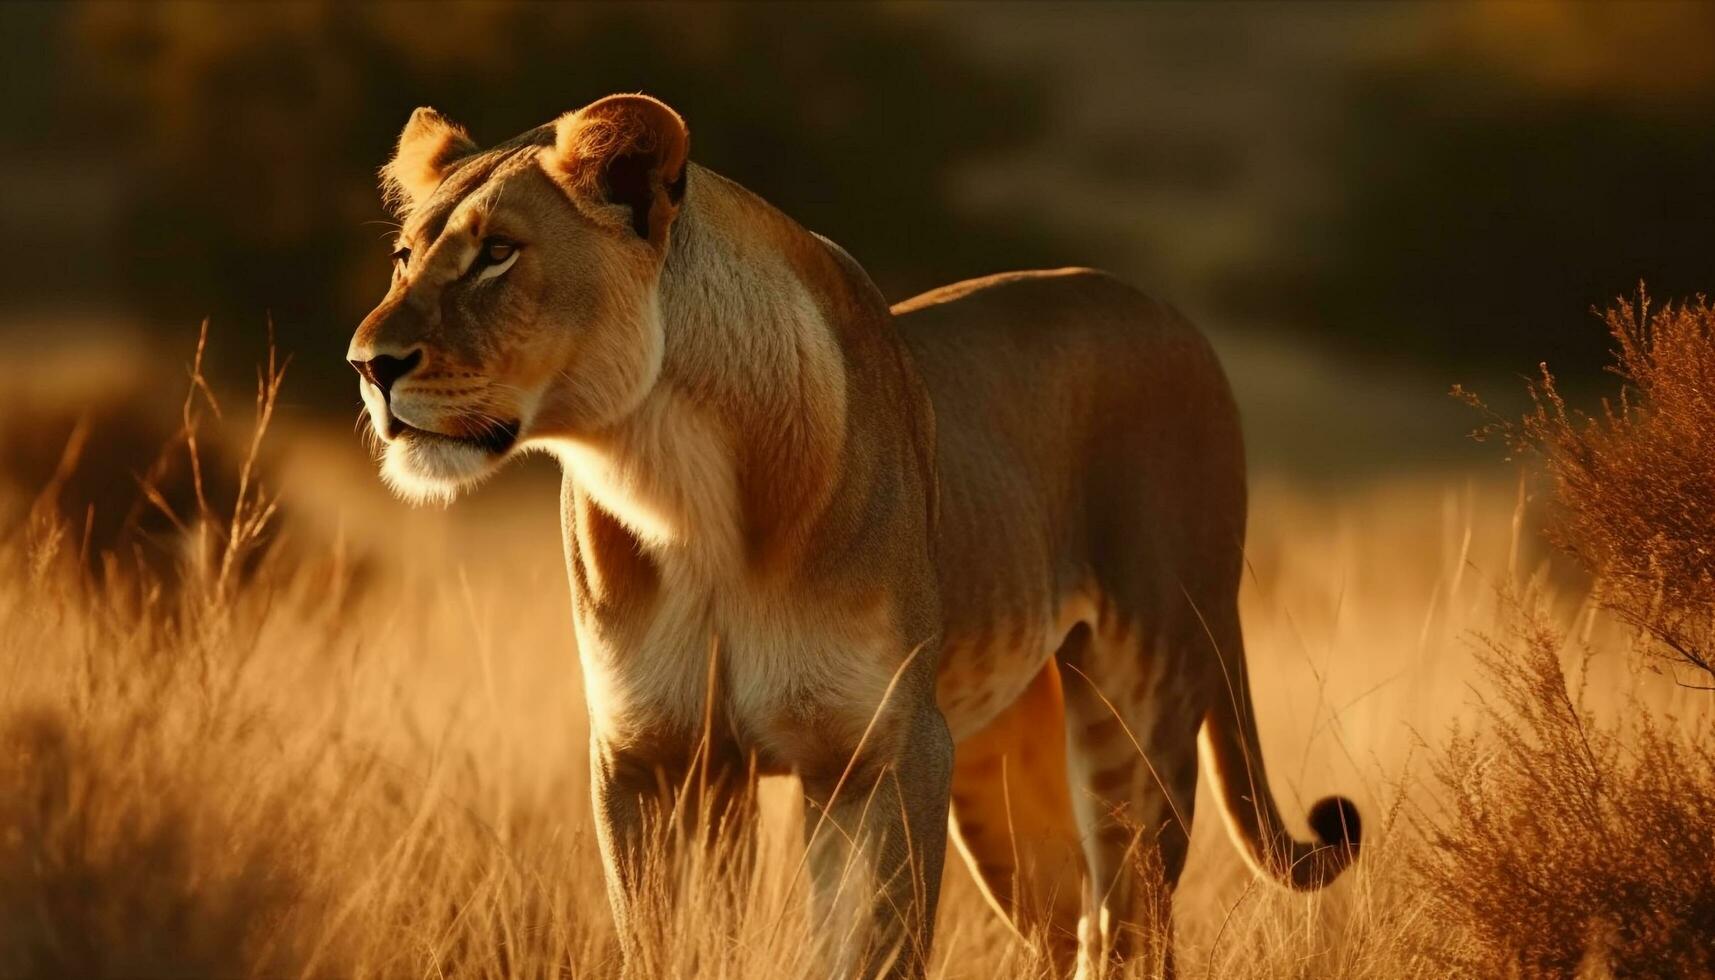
[349,95,1358,979]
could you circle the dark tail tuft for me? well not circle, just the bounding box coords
[1308,795,1362,851]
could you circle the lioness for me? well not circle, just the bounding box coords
[348,94,1359,978]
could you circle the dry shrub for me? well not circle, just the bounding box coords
[1431,290,1715,978]
[1415,603,1715,979]
[1461,291,1715,686]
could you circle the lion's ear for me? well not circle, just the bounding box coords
[381,107,477,216]
[545,94,689,245]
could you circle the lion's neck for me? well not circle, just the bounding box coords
[559,167,853,578]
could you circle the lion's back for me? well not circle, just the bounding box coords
[892,267,1241,482]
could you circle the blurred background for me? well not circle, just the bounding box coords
[3,0,1714,475]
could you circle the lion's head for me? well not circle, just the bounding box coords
[348,95,690,503]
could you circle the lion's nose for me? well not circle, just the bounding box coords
[348,349,422,399]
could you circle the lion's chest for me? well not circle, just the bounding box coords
[574,569,901,775]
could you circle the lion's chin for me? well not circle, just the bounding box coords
[379,432,505,506]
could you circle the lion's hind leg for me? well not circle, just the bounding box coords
[1057,614,1206,980]
[949,657,1086,970]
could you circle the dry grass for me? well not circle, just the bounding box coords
[0,312,1710,978]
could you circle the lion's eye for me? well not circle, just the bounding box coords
[473,237,521,281]
[391,247,411,270]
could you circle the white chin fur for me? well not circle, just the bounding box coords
[379,435,500,506]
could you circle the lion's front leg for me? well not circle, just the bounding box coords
[800,698,954,980]
[590,736,758,975]
[590,739,652,970]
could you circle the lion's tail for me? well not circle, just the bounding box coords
[1198,663,1361,890]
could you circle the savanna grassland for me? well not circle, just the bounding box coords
[1,298,1712,979]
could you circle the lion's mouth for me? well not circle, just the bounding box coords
[385,415,520,455]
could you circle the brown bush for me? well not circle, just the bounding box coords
[1461,291,1715,685]
[1415,604,1715,979]
[1431,291,1715,977]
